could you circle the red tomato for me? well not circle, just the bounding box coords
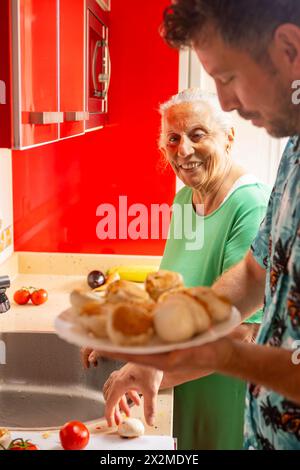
[8,439,38,450]
[14,289,31,305]
[31,289,48,306]
[59,421,90,450]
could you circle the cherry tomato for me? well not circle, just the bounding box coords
[8,438,38,450]
[60,421,90,450]
[31,289,48,306]
[14,289,31,305]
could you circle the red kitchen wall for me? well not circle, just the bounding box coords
[12,0,178,256]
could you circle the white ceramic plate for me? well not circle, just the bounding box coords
[54,306,242,355]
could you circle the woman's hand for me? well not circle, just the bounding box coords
[80,347,101,369]
[103,363,163,427]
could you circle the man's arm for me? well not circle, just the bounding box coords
[213,250,266,320]
[217,339,300,404]
[160,322,260,389]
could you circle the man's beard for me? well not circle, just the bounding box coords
[238,70,300,138]
[265,103,300,138]
[258,82,300,138]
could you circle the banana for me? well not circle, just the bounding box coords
[106,265,159,283]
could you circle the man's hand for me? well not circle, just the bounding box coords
[103,363,163,427]
[99,336,232,374]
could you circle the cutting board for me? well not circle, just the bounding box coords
[8,431,175,450]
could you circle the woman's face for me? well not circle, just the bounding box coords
[161,102,233,192]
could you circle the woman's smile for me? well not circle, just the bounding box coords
[177,161,203,172]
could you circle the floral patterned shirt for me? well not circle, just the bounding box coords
[244,136,300,450]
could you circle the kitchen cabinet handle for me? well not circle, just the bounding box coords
[92,39,111,99]
[29,112,64,125]
[65,112,89,122]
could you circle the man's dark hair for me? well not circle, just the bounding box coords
[162,0,300,61]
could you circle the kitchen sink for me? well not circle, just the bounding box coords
[0,332,123,430]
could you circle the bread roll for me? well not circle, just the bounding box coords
[105,280,152,305]
[145,270,184,301]
[70,289,110,338]
[187,287,231,323]
[153,292,211,343]
[107,302,154,346]
[70,289,105,314]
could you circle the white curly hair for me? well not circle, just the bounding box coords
[159,88,233,148]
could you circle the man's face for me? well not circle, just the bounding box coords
[194,27,300,138]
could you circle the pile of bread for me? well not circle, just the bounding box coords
[70,270,232,346]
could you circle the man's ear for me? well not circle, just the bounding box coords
[271,24,300,74]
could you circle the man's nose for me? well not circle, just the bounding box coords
[177,135,194,158]
[216,82,240,113]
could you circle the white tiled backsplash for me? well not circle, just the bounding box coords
[0,149,13,264]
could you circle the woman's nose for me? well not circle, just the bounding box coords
[177,135,194,158]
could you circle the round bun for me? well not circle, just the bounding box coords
[70,289,105,314]
[153,292,211,343]
[70,289,110,338]
[157,286,185,303]
[145,270,184,301]
[107,302,154,346]
[105,280,152,305]
[187,287,232,323]
[118,418,145,438]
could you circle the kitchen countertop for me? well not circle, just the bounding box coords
[0,252,173,441]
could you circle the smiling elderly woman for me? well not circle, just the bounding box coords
[84,89,270,450]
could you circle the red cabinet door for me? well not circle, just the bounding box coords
[60,0,85,139]
[0,0,12,149]
[15,0,61,148]
[86,0,110,130]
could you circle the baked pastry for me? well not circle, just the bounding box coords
[145,270,184,301]
[0,428,11,450]
[118,418,145,438]
[153,290,211,343]
[70,289,106,313]
[105,280,152,305]
[70,289,110,338]
[157,286,185,302]
[187,287,232,323]
[107,302,154,346]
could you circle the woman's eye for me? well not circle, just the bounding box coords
[191,133,205,142]
[167,136,179,145]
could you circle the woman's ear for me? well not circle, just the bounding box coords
[228,127,235,142]
[159,146,167,159]
[225,128,235,154]
[158,146,169,170]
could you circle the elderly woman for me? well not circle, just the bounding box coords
[83,89,270,450]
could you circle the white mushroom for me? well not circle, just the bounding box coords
[118,418,145,438]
